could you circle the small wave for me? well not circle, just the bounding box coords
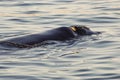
[14,3,54,6]
[7,18,31,23]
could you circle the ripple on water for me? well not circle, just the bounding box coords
[75,18,117,23]
[23,11,40,14]
[54,0,74,3]
[0,66,10,69]
[85,74,120,80]
[0,0,120,80]
[16,3,53,6]
[0,75,39,80]
[7,18,31,23]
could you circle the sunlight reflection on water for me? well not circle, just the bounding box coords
[0,0,120,80]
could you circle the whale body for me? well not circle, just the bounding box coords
[0,25,101,48]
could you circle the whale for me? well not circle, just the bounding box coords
[0,25,101,48]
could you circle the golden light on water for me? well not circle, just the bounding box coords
[0,3,102,17]
[0,13,43,17]
[0,0,120,80]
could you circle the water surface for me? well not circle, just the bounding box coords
[0,0,120,80]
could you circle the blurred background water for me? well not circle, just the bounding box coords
[0,0,120,80]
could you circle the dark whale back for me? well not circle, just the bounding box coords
[9,27,76,44]
[0,27,76,48]
[0,25,101,48]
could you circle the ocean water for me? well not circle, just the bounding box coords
[0,0,120,80]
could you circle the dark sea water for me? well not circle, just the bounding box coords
[0,0,120,80]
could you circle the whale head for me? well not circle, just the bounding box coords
[70,25,101,35]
